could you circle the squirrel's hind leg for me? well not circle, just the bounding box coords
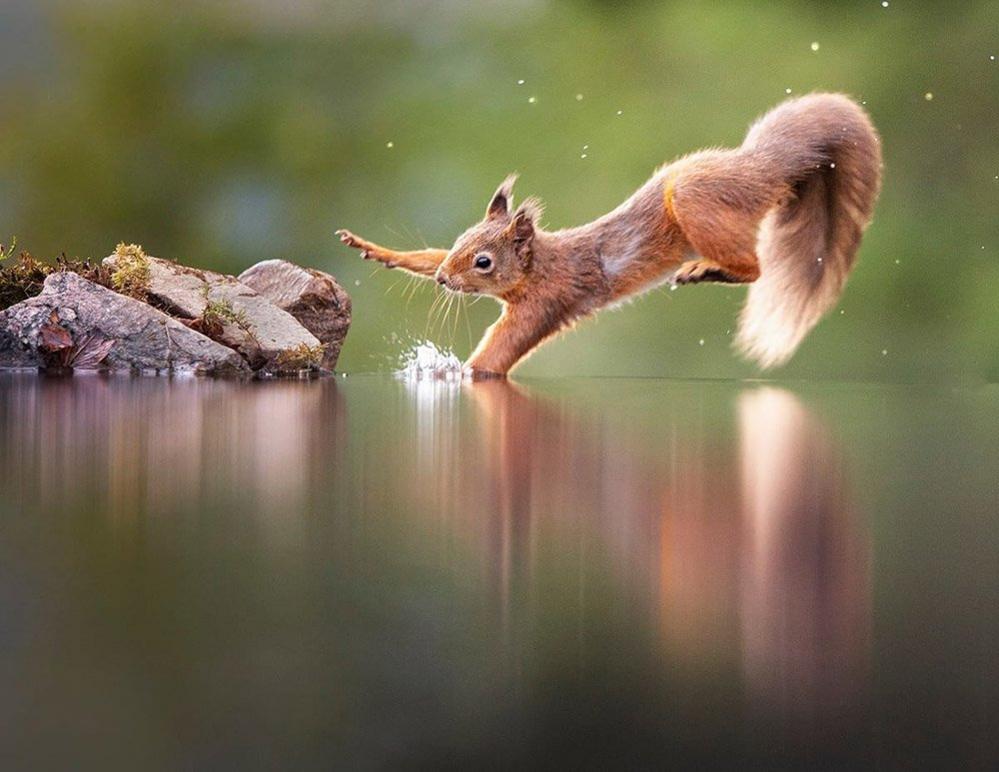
[673,255,760,286]
[666,159,770,287]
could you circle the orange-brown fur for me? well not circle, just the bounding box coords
[338,93,881,377]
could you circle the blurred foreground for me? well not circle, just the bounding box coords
[1,373,997,766]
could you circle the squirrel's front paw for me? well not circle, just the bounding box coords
[463,365,506,381]
[336,229,398,268]
[336,229,372,256]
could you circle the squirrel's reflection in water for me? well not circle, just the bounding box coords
[456,380,870,729]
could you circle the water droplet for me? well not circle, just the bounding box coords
[810,41,820,52]
[354,280,361,287]
[881,349,888,356]
[699,339,705,346]
[385,141,394,148]
[528,96,537,104]
[881,1,888,7]
[616,110,623,116]
[517,79,525,85]
[895,259,900,264]
[575,93,584,101]
[924,92,934,101]
[583,144,589,150]
[580,153,587,159]
[785,87,792,94]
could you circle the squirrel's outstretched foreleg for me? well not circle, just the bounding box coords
[336,229,447,278]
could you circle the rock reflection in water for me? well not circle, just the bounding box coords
[0,374,345,533]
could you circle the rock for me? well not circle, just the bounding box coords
[103,253,321,369]
[237,259,351,370]
[0,272,250,375]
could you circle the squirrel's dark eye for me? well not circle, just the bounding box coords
[473,254,493,271]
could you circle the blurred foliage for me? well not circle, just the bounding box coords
[0,0,996,380]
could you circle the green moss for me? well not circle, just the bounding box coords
[109,242,151,299]
[1,238,123,310]
[188,292,258,355]
[197,294,250,335]
[204,297,250,328]
[1,241,52,310]
[1,237,17,261]
[274,343,326,371]
[56,254,114,288]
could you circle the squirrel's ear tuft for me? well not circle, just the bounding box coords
[509,197,542,267]
[486,173,518,219]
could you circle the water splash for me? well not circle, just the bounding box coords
[397,340,463,381]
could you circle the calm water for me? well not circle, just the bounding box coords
[0,373,997,768]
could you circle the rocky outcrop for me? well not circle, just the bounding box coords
[0,245,351,376]
[102,253,323,370]
[238,259,351,370]
[0,272,250,374]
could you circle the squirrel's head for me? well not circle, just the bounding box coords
[435,174,541,298]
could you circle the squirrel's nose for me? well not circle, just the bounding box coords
[436,274,447,286]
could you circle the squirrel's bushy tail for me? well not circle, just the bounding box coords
[735,94,882,368]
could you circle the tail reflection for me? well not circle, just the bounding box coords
[738,387,870,731]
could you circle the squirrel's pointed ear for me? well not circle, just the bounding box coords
[509,197,542,268]
[486,173,518,219]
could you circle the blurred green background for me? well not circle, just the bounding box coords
[1,0,996,381]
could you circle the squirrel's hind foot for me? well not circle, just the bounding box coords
[672,258,758,287]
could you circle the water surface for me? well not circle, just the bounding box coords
[1,373,997,767]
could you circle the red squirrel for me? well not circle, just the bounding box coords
[338,93,882,377]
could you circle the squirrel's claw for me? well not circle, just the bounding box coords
[336,229,383,264]
[337,228,405,271]
[337,229,373,261]
[336,229,364,249]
